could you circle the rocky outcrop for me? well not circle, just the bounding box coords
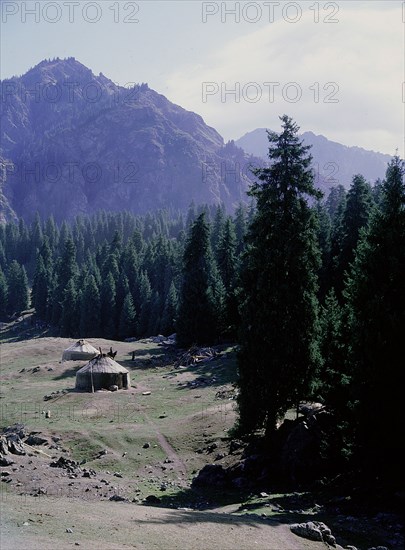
[1,58,262,221]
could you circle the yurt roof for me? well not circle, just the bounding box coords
[64,340,99,354]
[76,355,129,375]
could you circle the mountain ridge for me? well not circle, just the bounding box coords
[0,58,392,222]
[235,128,392,188]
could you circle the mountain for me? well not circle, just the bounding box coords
[1,59,393,223]
[0,58,260,221]
[235,128,392,190]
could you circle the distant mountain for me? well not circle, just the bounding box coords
[0,58,260,221]
[235,128,392,190]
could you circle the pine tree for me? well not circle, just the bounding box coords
[0,267,8,319]
[52,237,78,325]
[334,175,374,296]
[60,278,78,337]
[6,260,30,315]
[32,256,49,319]
[161,281,178,335]
[176,212,220,347]
[344,155,405,483]
[118,292,136,340]
[237,115,322,439]
[216,217,239,335]
[79,274,101,337]
[100,272,117,340]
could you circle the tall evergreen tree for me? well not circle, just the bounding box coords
[79,274,101,337]
[100,272,117,339]
[118,292,136,340]
[237,115,322,439]
[60,278,78,337]
[0,267,8,318]
[6,260,30,315]
[161,281,178,335]
[334,175,374,296]
[344,156,405,483]
[217,217,239,335]
[176,213,220,347]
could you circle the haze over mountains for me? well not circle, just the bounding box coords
[0,58,392,222]
[235,129,392,190]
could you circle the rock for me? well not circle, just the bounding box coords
[7,434,26,455]
[142,391,151,396]
[290,521,334,544]
[113,472,123,478]
[26,434,48,446]
[324,533,337,546]
[66,528,73,533]
[109,495,128,502]
[144,495,161,504]
[229,440,243,453]
[0,436,9,455]
[109,385,118,392]
[192,464,229,488]
[290,522,323,542]
[143,443,150,449]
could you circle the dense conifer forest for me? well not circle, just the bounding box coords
[1,116,404,488]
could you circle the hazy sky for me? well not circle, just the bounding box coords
[1,0,403,155]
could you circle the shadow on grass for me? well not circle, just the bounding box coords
[54,366,83,380]
[171,352,238,390]
[132,507,281,529]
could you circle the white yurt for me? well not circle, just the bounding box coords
[62,340,99,362]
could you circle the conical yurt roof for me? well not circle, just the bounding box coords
[76,354,129,375]
[62,339,99,361]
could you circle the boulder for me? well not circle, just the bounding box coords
[7,434,25,455]
[0,454,14,466]
[290,521,335,545]
[0,436,9,455]
[192,464,228,488]
[26,434,48,446]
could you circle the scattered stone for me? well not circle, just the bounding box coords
[143,443,150,449]
[259,492,269,498]
[0,454,14,466]
[109,495,128,502]
[114,472,123,478]
[66,528,73,533]
[7,435,26,455]
[109,385,118,392]
[229,440,243,453]
[290,521,335,545]
[26,434,48,446]
[159,414,167,419]
[142,391,151,396]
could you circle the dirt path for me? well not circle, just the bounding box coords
[143,412,188,481]
[1,492,334,550]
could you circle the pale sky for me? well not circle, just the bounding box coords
[1,0,404,155]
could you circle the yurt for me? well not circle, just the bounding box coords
[75,354,131,392]
[62,340,99,362]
